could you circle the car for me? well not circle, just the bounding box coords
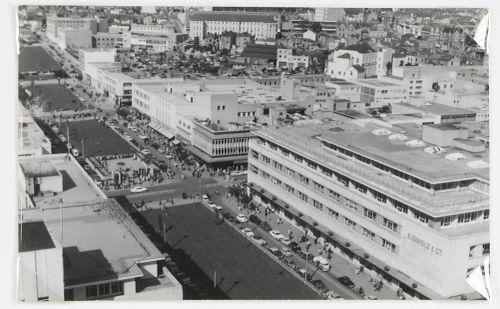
[223,212,234,222]
[323,291,342,300]
[338,276,355,289]
[236,214,248,223]
[130,186,148,193]
[268,247,284,259]
[282,247,293,257]
[241,227,254,238]
[297,269,312,281]
[297,251,306,260]
[129,126,138,132]
[249,214,262,225]
[311,279,328,293]
[289,241,301,252]
[202,194,209,200]
[124,134,133,141]
[251,235,267,246]
[207,201,223,211]
[280,237,292,246]
[141,149,151,155]
[260,221,272,232]
[269,230,285,240]
[364,295,378,300]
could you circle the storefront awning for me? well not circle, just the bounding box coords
[149,121,175,140]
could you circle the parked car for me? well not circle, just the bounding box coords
[297,269,313,281]
[338,276,355,289]
[176,272,191,285]
[130,186,147,193]
[249,214,262,225]
[241,227,254,238]
[313,256,332,272]
[311,279,329,293]
[269,247,284,259]
[207,201,223,211]
[288,241,301,252]
[236,214,248,223]
[141,149,151,155]
[280,237,292,246]
[323,291,342,300]
[260,221,272,232]
[364,295,378,300]
[251,235,267,246]
[269,230,285,240]
[223,212,234,222]
[282,248,293,257]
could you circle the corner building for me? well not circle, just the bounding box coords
[247,124,489,299]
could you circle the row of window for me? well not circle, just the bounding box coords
[255,165,400,254]
[85,282,123,299]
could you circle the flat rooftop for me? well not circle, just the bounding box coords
[19,155,166,286]
[254,123,488,216]
[19,221,55,252]
[20,160,59,178]
[353,79,400,87]
[399,103,476,116]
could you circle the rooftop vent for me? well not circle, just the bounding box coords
[406,139,426,147]
[445,152,467,161]
[388,133,408,141]
[424,146,446,154]
[371,128,391,136]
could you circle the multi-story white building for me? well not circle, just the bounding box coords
[189,11,279,40]
[56,28,92,50]
[327,43,381,79]
[247,122,489,299]
[79,48,116,72]
[46,16,97,43]
[351,78,409,108]
[277,48,310,70]
[314,8,346,22]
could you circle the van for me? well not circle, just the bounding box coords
[71,148,79,157]
[313,256,331,272]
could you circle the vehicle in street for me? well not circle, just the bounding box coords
[223,212,234,222]
[202,194,209,200]
[297,269,313,281]
[365,295,378,300]
[249,214,262,225]
[207,201,222,211]
[282,247,293,257]
[71,148,79,157]
[338,276,355,289]
[130,186,148,193]
[260,221,272,232]
[288,241,301,252]
[124,134,133,141]
[251,235,267,246]
[269,230,285,240]
[236,214,248,223]
[313,256,332,272]
[241,227,255,238]
[141,149,151,155]
[176,272,192,285]
[280,237,292,246]
[323,291,342,300]
[268,247,284,259]
[311,279,329,293]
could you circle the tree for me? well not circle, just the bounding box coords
[386,61,392,75]
[311,22,322,34]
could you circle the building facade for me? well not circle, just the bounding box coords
[247,124,489,299]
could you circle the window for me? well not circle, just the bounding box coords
[285,184,295,194]
[413,210,428,223]
[393,200,408,213]
[313,181,324,193]
[313,200,323,211]
[361,227,375,240]
[261,155,271,164]
[383,218,398,232]
[355,182,368,194]
[299,174,309,185]
[381,238,396,253]
[262,171,270,179]
[86,285,98,298]
[483,243,490,255]
[298,191,308,202]
[372,190,387,203]
[483,210,489,220]
[272,177,281,186]
[336,174,349,187]
[440,216,452,226]
[327,208,339,220]
[343,217,356,229]
[321,167,333,177]
[458,211,481,224]
[99,283,110,296]
[364,208,377,221]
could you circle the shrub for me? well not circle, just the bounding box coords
[363,253,370,259]
[312,221,318,227]
[327,231,334,237]
[298,212,303,217]
[345,242,351,247]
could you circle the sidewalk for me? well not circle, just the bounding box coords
[213,192,399,300]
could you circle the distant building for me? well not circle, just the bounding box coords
[189,11,279,40]
[277,48,310,70]
[314,8,346,22]
[46,16,98,43]
[56,28,92,50]
[326,42,380,79]
[351,78,409,107]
